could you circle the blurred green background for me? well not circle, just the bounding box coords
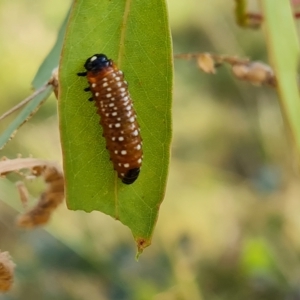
[1,0,300,299]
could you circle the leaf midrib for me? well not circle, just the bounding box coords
[114,0,133,218]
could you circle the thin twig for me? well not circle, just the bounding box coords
[0,84,49,122]
[174,52,276,87]
[174,53,249,64]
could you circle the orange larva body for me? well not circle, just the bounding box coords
[77,54,142,184]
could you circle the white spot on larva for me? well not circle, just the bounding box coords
[106,93,112,98]
[92,83,96,88]
[117,117,121,121]
[118,163,122,167]
[118,70,123,75]
[123,101,129,106]
[113,107,118,110]
[136,144,141,150]
[101,108,105,112]
[105,113,109,117]
[102,82,108,87]
[115,123,121,128]
[114,150,118,154]
[112,137,116,141]
[121,150,127,155]
[111,73,116,77]
[129,116,135,123]
[132,129,138,136]
[102,77,108,82]
[137,158,142,164]
[120,88,126,92]
[109,103,114,107]
[125,105,131,111]
[121,131,124,134]
[121,173,125,177]
[95,92,99,97]
[107,87,112,91]
[117,82,122,87]
[124,81,127,85]
[123,96,129,101]
[126,111,132,117]
[116,76,121,81]
[90,56,97,62]
[109,124,113,128]
[124,163,130,168]
[112,112,117,116]
[121,92,126,97]
[118,136,124,141]
[111,97,115,101]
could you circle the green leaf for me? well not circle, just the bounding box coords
[0,87,52,150]
[234,0,247,27]
[260,1,300,156]
[32,10,70,89]
[59,0,173,252]
[0,11,69,149]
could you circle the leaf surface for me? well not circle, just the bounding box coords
[261,0,300,156]
[59,0,173,252]
[0,12,69,149]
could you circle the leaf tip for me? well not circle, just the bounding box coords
[135,237,151,259]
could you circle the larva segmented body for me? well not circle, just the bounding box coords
[77,54,143,184]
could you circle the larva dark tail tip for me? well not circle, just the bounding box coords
[77,72,87,76]
[122,168,140,185]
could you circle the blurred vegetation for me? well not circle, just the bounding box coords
[1,0,300,299]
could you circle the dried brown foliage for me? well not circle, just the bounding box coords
[175,53,277,87]
[0,251,15,292]
[0,157,64,228]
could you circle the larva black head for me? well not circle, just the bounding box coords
[84,54,111,72]
[122,168,140,185]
